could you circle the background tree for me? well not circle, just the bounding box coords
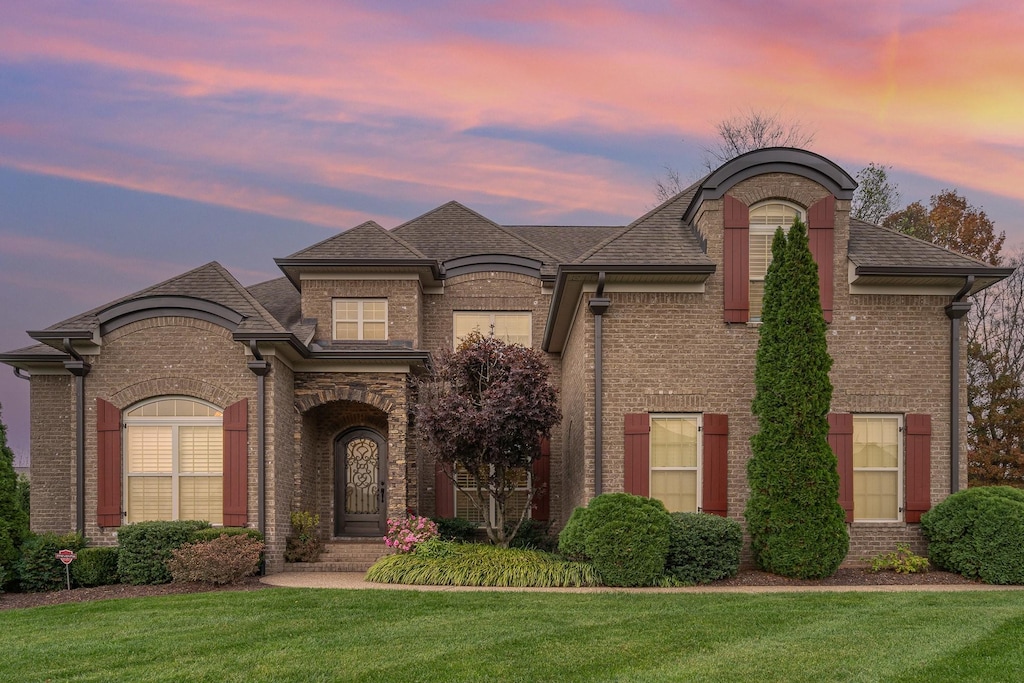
[0,403,31,584]
[851,163,901,225]
[654,109,815,203]
[745,221,848,579]
[967,250,1024,486]
[884,189,1006,265]
[418,332,561,546]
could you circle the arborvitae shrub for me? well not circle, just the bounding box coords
[921,486,1024,584]
[665,512,743,584]
[117,520,210,585]
[167,534,264,585]
[745,222,848,579]
[557,507,589,560]
[582,493,673,587]
[71,547,120,587]
[17,532,86,592]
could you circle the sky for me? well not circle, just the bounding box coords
[2,0,1023,460]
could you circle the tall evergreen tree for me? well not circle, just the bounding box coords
[0,403,31,580]
[745,221,848,578]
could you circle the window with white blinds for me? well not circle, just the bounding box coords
[749,201,803,321]
[124,397,224,524]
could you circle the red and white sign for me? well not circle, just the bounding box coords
[55,549,77,565]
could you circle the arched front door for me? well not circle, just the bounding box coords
[334,429,387,536]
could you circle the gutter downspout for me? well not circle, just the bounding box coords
[945,276,974,494]
[14,368,31,381]
[248,340,271,537]
[588,272,611,497]
[62,338,90,536]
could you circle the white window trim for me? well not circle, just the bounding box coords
[123,397,223,524]
[853,413,904,524]
[452,311,532,349]
[649,413,703,514]
[332,298,388,341]
[453,465,532,527]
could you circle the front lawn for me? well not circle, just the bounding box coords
[2,588,1023,681]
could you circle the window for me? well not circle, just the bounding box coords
[749,201,804,321]
[650,414,701,513]
[853,415,903,522]
[453,311,531,348]
[453,465,530,526]
[124,398,224,524]
[333,299,387,340]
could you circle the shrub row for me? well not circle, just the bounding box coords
[558,494,742,587]
[167,534,264,584]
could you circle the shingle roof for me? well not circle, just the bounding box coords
[285,221,426,260]
[247,277,302,330]
[504,225,624,263]
[392,202,559,267]
[44,262,285,334]
[577,183,713,267]
[848,220,997,270]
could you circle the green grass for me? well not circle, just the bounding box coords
[3,589,1024,681]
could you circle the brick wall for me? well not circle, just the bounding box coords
[301,278,421,346]
[28,375,76,533]
[264,355,295,572]
[559,295,591,525]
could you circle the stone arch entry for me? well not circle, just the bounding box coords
[334,428,387,536]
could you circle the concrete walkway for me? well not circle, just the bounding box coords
[261,571,1024,593]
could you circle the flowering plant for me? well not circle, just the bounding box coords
[384,515,439,553]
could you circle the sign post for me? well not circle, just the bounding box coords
[56,549,76,590]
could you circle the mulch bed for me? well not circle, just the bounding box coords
[0,568,979,610]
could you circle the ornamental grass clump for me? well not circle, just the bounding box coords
[366,540,600,587]
[384,515,439,553]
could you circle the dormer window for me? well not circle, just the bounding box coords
[333,299,387,341]
[748,201,804,321]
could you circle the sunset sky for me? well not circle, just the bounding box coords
[2,0,1023,458]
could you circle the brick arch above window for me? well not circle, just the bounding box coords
[108,378,239,412]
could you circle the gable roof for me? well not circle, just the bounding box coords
[504,225,624,263]
[285,220,426,260]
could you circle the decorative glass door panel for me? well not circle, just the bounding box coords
[335,429,387,535]
[345,438,379,515]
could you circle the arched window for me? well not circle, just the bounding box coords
[124,397,224,524]
[748,201,804,321]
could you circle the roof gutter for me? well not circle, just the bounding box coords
[945,275,974,495]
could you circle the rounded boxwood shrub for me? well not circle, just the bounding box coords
[921,486,1024,585]
[117,520,210,585]
[557,506,589,560]
[665,512,742,584]
[17,532,86,592]
[582,493,673,587]
[71,546,120,587]
[191,527,264,543]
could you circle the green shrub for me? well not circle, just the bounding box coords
[665,512,743,584]
[557,507,589,560]
[17,532,86,592]
[582,493,673,587]
[431,517,479,543]
[167,534,264,585]
[117,520,210,585]
[71,547,120,587]
[191,527,264,543]
[922,486,1024,584]
[869,543,929,574]
[509,518,554,551]
[366,540,599,587]
[285,511,322,563]
[0,563,7,593]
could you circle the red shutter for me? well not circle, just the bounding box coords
[222,399,248,526]
[807,195,835,323]
[531,437,551,521]
[828,412,854,523]
[434,459,454,518]
[723,195,750,323]
[904,414,932,523]
[96,398,122,527]
[624,413,650,496]
[701,414,728,517]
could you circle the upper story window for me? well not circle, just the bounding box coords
[749,201,804,321]
[333,299,387,341]
[124,397,223,525]
[453,311,531,349]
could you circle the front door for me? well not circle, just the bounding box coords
[334,429,387,536]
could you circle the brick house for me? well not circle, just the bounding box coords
[1,148,1012,572]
